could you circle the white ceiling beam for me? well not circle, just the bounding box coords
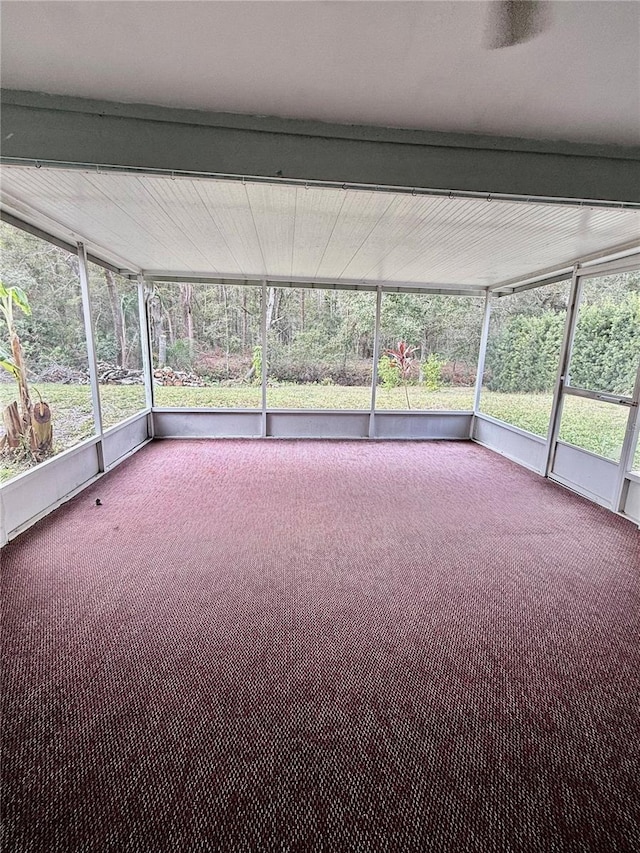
[0,194,141,275]
[142,271,487,297]
[488,238,640,293]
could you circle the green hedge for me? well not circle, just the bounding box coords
[486,293,640,394]
[485,313,564,392]
[570,295,640,395]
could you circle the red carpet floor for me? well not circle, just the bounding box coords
[2,439,639,852]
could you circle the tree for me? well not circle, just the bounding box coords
[1,224,86,372]
[104,269,128,367]
[0,281,52,458]
[386,341,418,408]
[1,281,32,440]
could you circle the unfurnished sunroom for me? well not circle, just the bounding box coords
[1,159,639,541]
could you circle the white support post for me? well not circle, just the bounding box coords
[77,242,104,471]
[260,280,268,438]
[369,286,383,438]
[613,357,640,513]
[472,289,493,434]
[544,265,582,478]
[137,275,155,440]
[137,276,154,411]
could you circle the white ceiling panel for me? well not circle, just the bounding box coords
[195,180,267,277]
[244,183,297,277]
[290,186,347,280]
[1,166,639,289]
[313,191,399,280]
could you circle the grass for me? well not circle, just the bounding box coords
[0,383,145,483]
[1,382,638,482]
[153,383,477,411]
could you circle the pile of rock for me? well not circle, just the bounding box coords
[153,367,205,387]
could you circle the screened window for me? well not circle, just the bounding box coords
[88,262,146,428]
[567,271,640,397]
[632,430,640,474]
[557,396,630,463]
[0,222,95,483]
[151,282,262,408]
[376,292,483,411]
[479,281,571,436]
[266,287,375,410]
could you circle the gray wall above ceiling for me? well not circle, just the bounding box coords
[2,90,640,205]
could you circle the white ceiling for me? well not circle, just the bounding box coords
[1,1,639,146]
[2,166,638,288]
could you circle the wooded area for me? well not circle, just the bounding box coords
[1,220,639,481]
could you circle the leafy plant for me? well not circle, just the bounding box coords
[251,345,262,384]
[166,338,196,372]
[0,342,20,380]
[386,341,418,408]
[0,281,36,454]
[486,313,564,393]
[0,281,31,347]
[1,282,32,400]
[422,353,445,391]
[378,354,400,389]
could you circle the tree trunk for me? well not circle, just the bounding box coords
[150,296,167,366]
[31,400,53,457]
[223,285,230,375]
[158,329,167,367]
[180,283,194,361]
[242,290,248,350]
[266,287,279,333]
[166,311,174,347]
[104,269,128,367]
[11,329,32,432]
[2,401,23,449]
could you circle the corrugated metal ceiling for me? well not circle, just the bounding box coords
[1,166,639,289]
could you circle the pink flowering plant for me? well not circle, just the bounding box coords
[386,340,418,409]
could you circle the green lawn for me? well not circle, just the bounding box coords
[153,383,477,411]
[1,382,638,482]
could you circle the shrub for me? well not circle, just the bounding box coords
[268,359,372,386]
[421,353,445,391]
[251,345,262,384]
[485,294,640,395]
[486,313,565,392]
[377,354,400,389]
[194,350,252,382]
[440,361,477,387]
[570,294,640,395]
[166,339,196,372]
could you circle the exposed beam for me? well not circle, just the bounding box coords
[544,267,582,478]
[0,203,140,276]
[473,291,493,417]
[489,239,640,294]
[494,273,572,298]
[143,272,486,297]
[0,210,134,276]
[369,286,383,438]
[2,90,640,205]
[77,242,104,470]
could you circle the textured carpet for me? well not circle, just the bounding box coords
[2,439,639,852]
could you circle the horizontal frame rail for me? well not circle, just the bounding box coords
[562,386,635,407]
